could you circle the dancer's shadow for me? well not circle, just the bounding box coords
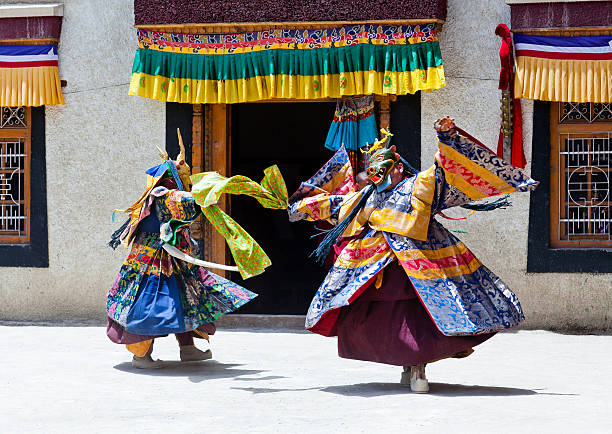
[114,360,264,383]
[320,382,571,397]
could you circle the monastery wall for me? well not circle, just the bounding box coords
[0,0,165,322]
[421,0,612,332]
[1,0,610,330]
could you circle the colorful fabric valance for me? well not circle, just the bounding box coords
[325,95,378,151]
[0,44,64,107]
[129,24,445,104]
[514,34,612,103]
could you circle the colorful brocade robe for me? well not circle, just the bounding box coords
[108,186,256,335]
[288,131,538,337]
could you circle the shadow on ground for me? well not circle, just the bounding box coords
[113,361,265,383]
[321,382,577,397]
[231,382,576,397]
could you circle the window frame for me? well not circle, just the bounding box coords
[0,107,31,244]
[549,103,611,248]
[0,106,48,267]
[528,101,612,274]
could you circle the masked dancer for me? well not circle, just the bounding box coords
[288,117,537,392]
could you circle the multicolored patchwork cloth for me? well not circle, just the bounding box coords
[129,24,445,104]
[108,186,257,336]
[191,165,288,279]
[288,131,538,337]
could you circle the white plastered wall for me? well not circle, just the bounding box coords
[422,0,612,331]
[0,0,165,321]
[1,0,611,330]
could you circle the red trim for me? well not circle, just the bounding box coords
[399,249,477,271]
[516,50,612,60]
[438,210,472,221]
[0,60,58,68]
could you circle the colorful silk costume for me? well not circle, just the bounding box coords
[107,161,286,345]
[191,166,289,279]
[288,129,538,365]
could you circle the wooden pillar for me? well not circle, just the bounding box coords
[204,104,230,277]
[379,95,391,130]
[191,104,203,174]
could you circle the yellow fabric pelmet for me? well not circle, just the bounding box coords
[129,67,446,104]
[514,56,612,103]
[0,66,65,106]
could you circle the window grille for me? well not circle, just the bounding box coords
[0,107,30,244]
[551,103,611,248]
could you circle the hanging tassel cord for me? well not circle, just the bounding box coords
[438,195,512,221]
[310,184,375,265]
[108,218,130,250]
[461,195,511,211]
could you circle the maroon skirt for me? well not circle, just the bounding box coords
[335,261,494,366]
[106,318,216,345]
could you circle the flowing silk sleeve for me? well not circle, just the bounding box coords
[189,165,288,279]
[432,130,538,212]
[288,146,356,224]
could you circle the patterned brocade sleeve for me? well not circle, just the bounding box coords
[287,146,356,224]
[432,131,538,212]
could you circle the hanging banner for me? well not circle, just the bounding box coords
[129,24,445,104]
[0,44,64,106]
[514,34,612,103]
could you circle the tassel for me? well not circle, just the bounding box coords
[108,218,130,250]
[310,184,375,265]
[460,195,511,212]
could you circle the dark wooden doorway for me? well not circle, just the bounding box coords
[229,102,335,314]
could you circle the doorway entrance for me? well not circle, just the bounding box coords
[229,102,336,314]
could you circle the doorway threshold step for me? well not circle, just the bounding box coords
[216,314,306,331]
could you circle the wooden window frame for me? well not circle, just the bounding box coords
[0,107,31,244]
[549,103,612,248]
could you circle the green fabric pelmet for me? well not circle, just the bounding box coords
[191,165,288,279]
[132,42,443,81]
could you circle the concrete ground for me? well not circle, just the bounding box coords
[1,327,610,433]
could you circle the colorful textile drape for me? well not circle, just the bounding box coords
[191,165,288,279]
[129,24,445,104]
[0,44,64,106]
[324,95,378,151]
[514,34,612,103]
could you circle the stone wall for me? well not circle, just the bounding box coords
[421,0,612,332]
[0,0,165,322]
[1,0,610,331]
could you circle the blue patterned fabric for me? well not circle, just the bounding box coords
[292,130,538,337]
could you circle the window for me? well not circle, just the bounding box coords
[0,106,47,267]
[527,101,611,273]
[0,106,30,244]
[550,103,611,248]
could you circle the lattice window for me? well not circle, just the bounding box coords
[0,107,30,244]
[551,103,611,248]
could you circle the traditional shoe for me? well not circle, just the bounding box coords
[132,354,163,369]
[400,366,411,386]
[409,364,429,393]
[180,345,212,362]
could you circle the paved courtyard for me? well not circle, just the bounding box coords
[1,326,610,433]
